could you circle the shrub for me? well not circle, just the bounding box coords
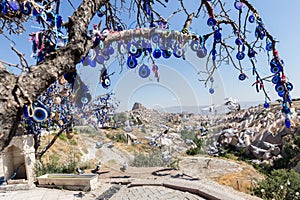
[253,169,300,200]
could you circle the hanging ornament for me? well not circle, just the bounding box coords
[235,38,243,46]
[271,75,281,84]
[255,25,265,40]
[275,84,285,93]
[162,49,172,59]
[238,73,246,81]
[214,30,222,43]
[285,118,291,128]
[197,46,207,58]
[153,48,161,59]
[234,1,244,10]
[8,0,20,11]
[190,40,199,52]
[127,55,138,69]
[173,46,183,58]
[207,17,217,26]
[209,88,215,94]
[286,82,293,91]
[138,64,151,78]
[264,101,270,108]
[151,33,160,44]
[248,15,255,23]
[236,51,245,60]
[20,2,31,15]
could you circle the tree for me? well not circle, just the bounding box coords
[0,0,293,154]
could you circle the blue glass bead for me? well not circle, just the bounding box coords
[82,57,89,66]
[236,51,245,60]
[173,46,183,58]
[209,88,215,94]
[207,17,217,26]
[212,49,217,56]
[0,2,8,14]
[190,40,199,51]
[264,102,269,108]
[234,1,243,10]
[128,42,138,54]
[118,42,127,54]
[134,49,142,58]
[102,78,111,89]
[153,48,161,59]
[162,49,172,59]
[8,0,20,11]
[197,46,207,58]
[151,33,160,43]
[88,59,96,67]
[255,25,265,40]
[212,55,216,61]
[270,66,282,74]
[275,84,285,93]
[286,82,293,91]
[278,91,285,97]
[266,42,273,51]
[210,77,214,82]
[238,73,246,81]
[32,8,39,16]
[248,15,255,23]
[285,118,291,128]
[127,56,137,69]
[235,38,243,45]
[214,31,222,43]
[271,76,281,84]
[81,97,88,104]
[56,15,62,29]
[138,64,151,78]
[96,55,105,64]
[21,2,31,15]
[106,46,114,55]
[248,49,256,58]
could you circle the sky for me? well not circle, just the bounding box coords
[1,0,299,112]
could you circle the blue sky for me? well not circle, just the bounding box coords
[1,0,299,112]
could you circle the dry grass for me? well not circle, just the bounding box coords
[214,162,264,194]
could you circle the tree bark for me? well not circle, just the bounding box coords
[0,0,104,151]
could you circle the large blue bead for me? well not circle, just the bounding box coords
[153,48,161,59]
[127,56,138,69]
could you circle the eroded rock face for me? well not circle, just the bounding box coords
[132,102,146,111]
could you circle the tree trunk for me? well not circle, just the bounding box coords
[0,0,104,151]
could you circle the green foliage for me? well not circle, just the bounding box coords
[35,158,77,177]
[180,130,197,141]
[131,149,178,168]
[253,169,300,200]
[186,137,203,155]
[115,133,127,143]
[69,139,77,145]
[58,133,66,141]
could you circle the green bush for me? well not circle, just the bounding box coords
[131,150,178,168]
[180,130,197,141]
[253,169,300,200]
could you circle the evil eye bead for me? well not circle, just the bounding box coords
[8,0,20,11]
[210,77,214,83]
[153,48,161,59]
[271,75,281,84]
[286,82,293,91]
[118,42,127,54]
[96,55,105,64]
[270,66,282,74]
[104,78,111,87]
[214,30,222,43]
[97,11,104,17]
[238,73,246,81]
[82,57,89,66]
[151,33,160,44]
[275,84,285,93]
[234,1,244,10]
[266,42,273,51]
[190,40,199,52]
[106,46,114,55]
[207,17,217,27]
[128,42,138,54]
[197,46,207,58]
[209,88,215,94]
[248,15,255,23]
[21,2,31,15]
[134,49,142,58]
[235,38,243,45]
[162,49,172,59]
[173,47,183,58]
[255,25,265,40]
[278,91,285,97]
[236,51,245,60]
[138,64,151,78]
[264,102,269,108]
[88,59,96,68]
[81,97,88,104]
[0,3,8,14]
[248,49,257,58]
[127,55,138,69]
